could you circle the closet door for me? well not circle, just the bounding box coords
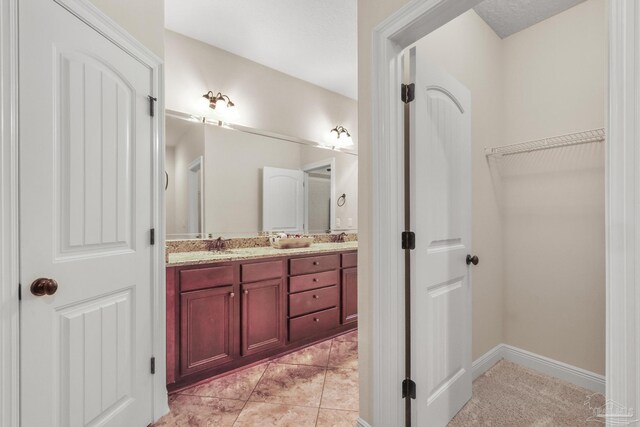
[409,46,473,427]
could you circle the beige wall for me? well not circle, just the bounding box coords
[501,0,606,375]
[165,30,358,147]
[173,125,205,235]
[88,0,164,58]
[411,9,506,367]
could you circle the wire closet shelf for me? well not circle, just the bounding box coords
[484,128,605,157]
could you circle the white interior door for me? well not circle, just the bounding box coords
[409,46,473,427]
[263,167,304,232]
[19,1,155,425]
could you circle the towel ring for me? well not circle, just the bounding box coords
[337,193,346,207]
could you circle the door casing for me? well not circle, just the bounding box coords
[0,0,168,424]
[369,0,637,426]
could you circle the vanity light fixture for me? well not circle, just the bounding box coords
[202,91,235,112]
[329,125,354,148]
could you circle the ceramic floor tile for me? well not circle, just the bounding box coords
[327,340,358,369]
[233,401,318,427]
[272,341,332,367]
[333,330,357,343]
[316,408,360,427]
[321,368,359,411]
[249,363,326,407]
[179,363,268,401]
[152,394,244,427]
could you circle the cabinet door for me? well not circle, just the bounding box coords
[242,279,285,356]
[341,267,358,324]
[180,286,236,376]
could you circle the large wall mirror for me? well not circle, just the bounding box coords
[165,111,358,240]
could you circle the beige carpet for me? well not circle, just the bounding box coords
[448,360,605,426]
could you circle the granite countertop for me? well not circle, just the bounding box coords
[167,241,358,267]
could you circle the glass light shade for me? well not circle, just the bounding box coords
[199,95,211,114]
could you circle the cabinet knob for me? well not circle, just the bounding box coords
[313,278,318,282]
[313,295,320,299]
[229,292,235,298]
[314,318,320,322]
[244,290,249,295]
[313,261,319,266]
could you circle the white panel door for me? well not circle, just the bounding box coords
[409,47,473,427]
[263,167,304,232]
[19,1,155,426]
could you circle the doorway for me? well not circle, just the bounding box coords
[370,1,634,427]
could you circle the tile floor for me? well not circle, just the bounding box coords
[154,330,359,427]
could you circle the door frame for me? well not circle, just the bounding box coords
[370,1,636,426]
[0,0,168,424]
[302,157,336,233]
[187,156,204,235]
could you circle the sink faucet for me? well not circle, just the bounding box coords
[335,232,348,243]
[207,236,227,252]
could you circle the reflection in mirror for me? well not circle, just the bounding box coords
[165,112,357,240]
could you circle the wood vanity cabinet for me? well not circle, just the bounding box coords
[240,260,286,357]
[177,265,238,377]
[166,249,357,391]
[341,253,358,324]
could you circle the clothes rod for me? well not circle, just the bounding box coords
[484,128,605,157]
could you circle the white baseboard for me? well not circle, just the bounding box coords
[472,344,503,380]
[356,417,373,427]
[472,344,605,394]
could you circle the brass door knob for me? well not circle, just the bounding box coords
[30,278,58,296]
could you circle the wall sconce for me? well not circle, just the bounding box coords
[201,91,237,120]
[329,125,354,148]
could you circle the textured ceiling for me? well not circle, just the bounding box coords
[165,0,357,100]
[474,0,587,38]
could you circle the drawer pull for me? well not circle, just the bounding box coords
[313,295,320,299]
[229,292,235,298]
[313,261,319,266]
[314,318,320,322]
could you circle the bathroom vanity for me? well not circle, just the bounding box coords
[165,243,357,391]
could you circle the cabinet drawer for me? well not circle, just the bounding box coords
[290,254,340,275]
[289,285,338,317]
[241,260,283,283]
[342,252,358,268]
[289,270,339,294]
[180,265,235,292]
[289,307,340,342]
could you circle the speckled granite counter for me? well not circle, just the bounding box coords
[167,241,358,267]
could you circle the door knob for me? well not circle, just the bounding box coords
[30,278,58,296]
[466,255,479,266]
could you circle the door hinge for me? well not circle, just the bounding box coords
[402,378,416,399]
[18,283,21,301]
[401,231,416,250]
[150,228,155,245]
[401,83,415,104]
[151,357,156,374]
[148,95,158,117]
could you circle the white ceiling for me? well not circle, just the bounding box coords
[474,0,587,39]
[165,0,358,100]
